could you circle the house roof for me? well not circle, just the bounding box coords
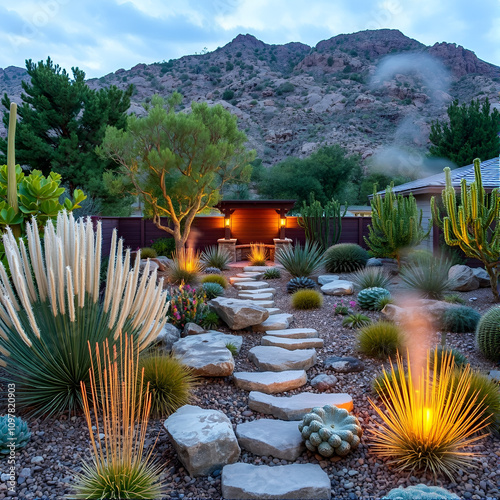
[372,157,500,198]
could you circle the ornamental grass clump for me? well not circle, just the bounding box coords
[352,267,391,291]
[201,274,228,288]
[73,335,164,499]
[0,213,169,417]
[248,243,268,266]
[369,350,489,480]
[139,353,197,418]
[357,321,404,359]
[275,241,325,277]
[200,245,231,271]
[291,289,323,310]
[168,248,202,285]
[441,306,481,333]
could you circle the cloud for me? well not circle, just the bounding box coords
[0,0,499,78]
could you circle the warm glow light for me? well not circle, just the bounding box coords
[224,217,230,228]
[280,217,286,228]
[248,243,268,265]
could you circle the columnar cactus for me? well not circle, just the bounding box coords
[357,287,391,311]
[432,159,500,301]
[298,405,362,457]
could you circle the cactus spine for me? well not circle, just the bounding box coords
[7,102,20,238]
[298,195,347,251]
[432,159,500,302]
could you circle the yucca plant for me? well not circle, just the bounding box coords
[400,253,454,300]
[352,267,391,291]
[200,245,231,271]
[168,248,202,285]
[0,213,169,417]
[275,240,325,277]
[248,243,268,266]
[139,353,197,418]
[73,335,164,499]
[369,350,489,480]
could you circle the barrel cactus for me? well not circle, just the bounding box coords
[0,415,31,455]
[383,484,459,499]
[357,287,391,311]
[298,405,362,457]
[475,306,500,361]
[286,276,316,294]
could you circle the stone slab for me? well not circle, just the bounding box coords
[265,308,281,316]
[173,331,243,354]
[164,405,240,477]
[209,297,269,330]
[252,313,294,332]
[320,280,354,295]
[233,370,307,394]
[324,356,365,373]
[248,346,316,372]
[238,292,275,301]
[237,272,264,279]
[244,266,276,272]
[246,300,275,308]
[235,419,306,461]
[261,335,324,351]
[221,463,331,499]
[229,277,255,284]
[266,328,319,339]
[175,344,234,377]
[248,391,353,420]
[234,281,270,291]
[237,287,276,295]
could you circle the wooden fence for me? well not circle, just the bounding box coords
[93,215,373,256]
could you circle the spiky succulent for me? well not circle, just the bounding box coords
[204,267,222,274]
[286,276,316,294]
[263,268,281,280]
[298,405,362,457]
[475,306,500,361]
[202,282,225,299]
[0,415,31,454]
[357,287,391,311]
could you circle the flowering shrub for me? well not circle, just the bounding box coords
[168,284,209,329]
[334,299,356,316]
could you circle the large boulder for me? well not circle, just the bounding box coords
[320,280,354,295]
[472,267,491,288]
[448,265,479,291]
[164,405,240,477]
[155,323,181,352]
[209,297,269,330]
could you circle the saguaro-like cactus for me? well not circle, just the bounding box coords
[298,195,347,251]
[7,102,20,238]
[365,184,429,267]
[432,158,500,301]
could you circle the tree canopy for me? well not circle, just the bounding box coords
[99,93,255,251]
[429,98,500,167]
[0,57,134,215]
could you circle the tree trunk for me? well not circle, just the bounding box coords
[486,264,500,302]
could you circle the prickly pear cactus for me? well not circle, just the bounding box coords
[475,306,500,361]
[287,276,316,294]
[383,484,459,499]
[298,405,362,457]
[0,415,31,455]
[357,287,391,311]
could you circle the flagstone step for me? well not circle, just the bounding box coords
[265,308,281,316]
[245,300,276,309]
[265,328,319,339]
[233,370,307,394]
[248,346,316,372]
[237,287,276,296]
[229,277,256,285]
[235,419,306,461]
[248,391,353,420]
[244,266,277,272]
[238,292,275,301]
[261,335,324,351]
[252,313,294,332]
[236,272,264,279]
[221,463,331,499]
[233,281,270,291]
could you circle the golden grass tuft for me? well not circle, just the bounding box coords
[169,248,202,285]
[248,243,268,266]
[369,350,489,481]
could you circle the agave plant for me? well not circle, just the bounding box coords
[275,241,325,277]
[200,245,231,271]
[0,212,170,417]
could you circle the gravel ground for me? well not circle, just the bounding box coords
[1,264,499,500]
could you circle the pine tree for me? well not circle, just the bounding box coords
[432,159,500,301]
[365,184,429,267]
[0,58,134,214]
[429,98,500,167]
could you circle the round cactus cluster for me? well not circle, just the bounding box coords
[383,484,459,499]
[204,267,222,274]
[0,415,31,455]
[357,287,391,311]
[298,405,362,457]
[286,276,316,294]
[475,306,500,361]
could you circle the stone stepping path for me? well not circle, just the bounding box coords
[221,463,331,499]
[237,287,276,296]
[244,266,277,272]
[229,276,255,285]
[266,328,319,339]
[234,281,270,290]
[245,299,275,308]
[252,313,293,332]
[265,307,281,315]
[235,419,305,461]
[233,370,307,394]
[173,331,243,354]
[248,391,354,420]
[236,272,264,279]
[238,292,275,302]
[248,346,316,372]
[261,335,324,351]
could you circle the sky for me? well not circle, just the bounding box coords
[1,0,499,78]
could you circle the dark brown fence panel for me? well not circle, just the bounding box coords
[230,209,280,244]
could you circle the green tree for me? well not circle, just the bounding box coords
[0,57,134,215]
[99,93,254,252]
[365,184,430,267]
[432,159,500,301]
[258,145,361,207]
[429,98,500,167]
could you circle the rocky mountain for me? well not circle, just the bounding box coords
[1,29,499,172]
